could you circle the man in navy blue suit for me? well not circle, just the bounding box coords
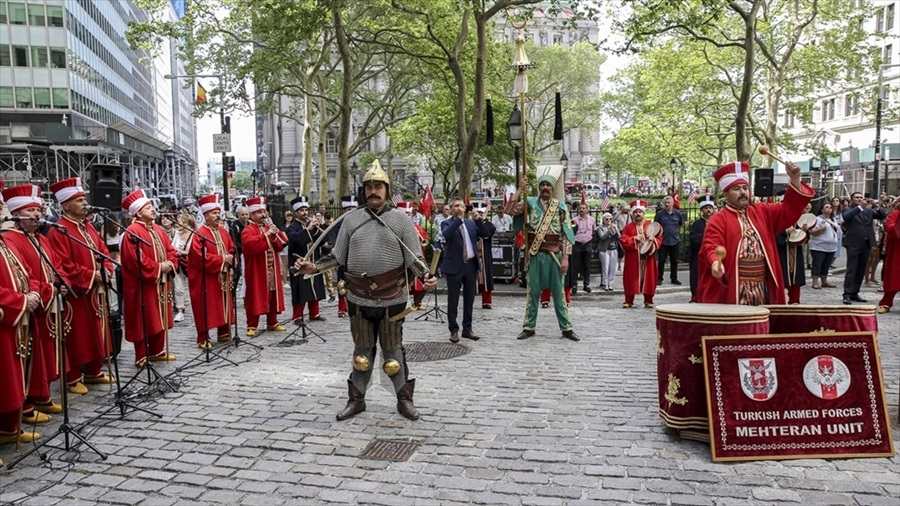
[842,192,886,304]
[441,197,491,343]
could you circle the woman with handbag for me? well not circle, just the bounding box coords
[596,213,620,291]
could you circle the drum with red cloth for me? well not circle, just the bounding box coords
[655,304,770,441]
[763,305,878,335]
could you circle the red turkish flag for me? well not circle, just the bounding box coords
[419,185,434,218]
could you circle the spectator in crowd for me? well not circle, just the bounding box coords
[809,202,840,289]
[654,196,684,285]
[596,213,619,292]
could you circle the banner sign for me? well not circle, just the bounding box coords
[702,332,894,462]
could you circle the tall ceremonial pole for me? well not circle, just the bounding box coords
[510,19,534,268]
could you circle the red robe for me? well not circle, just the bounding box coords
[698,182,814,304]
[188,224,236,332]
[120,222,178,342]
[0,240,30,418]
[411,223,428,293]
[620,221,662,296]
[2,230,59,400]
[242,222,287,318]
[881,210,900,292]
[46,216,114,368]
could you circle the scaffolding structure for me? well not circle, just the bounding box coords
[0,140,197,208]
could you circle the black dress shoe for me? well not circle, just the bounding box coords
[461,329,480,341]
[517,329,535,340]
[571,287,578,295]
[671,279,682,285]
[843,296,852,305]
[656,279,662,286]
[562,330,581,342]
[850,295,868,303]
[584,286,592,293]
[309,315,327,321]
[449,332,459,343]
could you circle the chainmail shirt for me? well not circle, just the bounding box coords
[333,206,424,307]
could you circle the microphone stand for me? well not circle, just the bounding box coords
[7,230,108,468]
[169,220,238,370]
[223,218,262,352]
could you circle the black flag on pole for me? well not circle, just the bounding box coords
[485,96,494,145]
[553,91,563,141]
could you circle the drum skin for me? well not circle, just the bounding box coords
[763,305,877,335]
[655,304,770,440]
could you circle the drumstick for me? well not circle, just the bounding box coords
[715,246,726,263]
[758,145,787,166]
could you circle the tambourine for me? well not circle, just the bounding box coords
[796,213,817,229]
[639,222,661,255]
[787,228,807,245]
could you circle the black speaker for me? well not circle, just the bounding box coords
[89,164,123,210]
[754,168,774,198]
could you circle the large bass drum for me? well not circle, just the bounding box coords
[655,304,770,441]
[762,304,877,335]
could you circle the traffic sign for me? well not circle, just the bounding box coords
[213,133,231,153]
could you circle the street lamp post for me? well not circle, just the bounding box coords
[873,63,900,197]
[559,152,569,179]
[603,162,611,193]
[165,73,231,212]
[669,158,680,199]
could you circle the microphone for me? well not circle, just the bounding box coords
[0,216,39,222]
[85,205,113,214]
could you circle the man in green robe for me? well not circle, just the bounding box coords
[505,166,580,341]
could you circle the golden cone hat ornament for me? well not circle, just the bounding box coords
[363,159,390,185]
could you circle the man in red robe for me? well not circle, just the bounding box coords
[698,161,813,305]
[1,185,64,425]
[619,200,662,308]
[877,199,900,313]
[0,229,43,447]
[241,196,288,336]
[188,195,236,347]
[46,178,115,393]
[120,189,178,367]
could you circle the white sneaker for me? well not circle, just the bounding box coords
[173,311,184,323]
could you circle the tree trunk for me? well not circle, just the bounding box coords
[734,2,761,161]
[318,93,328,203]
[457,11,488,198]
[302,75,314,196]
[333,7,352,204]
[763,64,784,167]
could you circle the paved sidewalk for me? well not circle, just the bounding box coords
[0,273,897,505]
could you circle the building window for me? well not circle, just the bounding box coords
[15,87,32,108]
[46,5,63,27]
[844,94,860,116]
[0,2,6,24]
[31,47,48,67]
[27,3,43,26]
[8,2,24,24]
[0,45,9,66]
[876,8,885,33]
[821,98,835,121]
[12,46,28,67]
[325,132,336,154]
[33,88,51,109]
[553,33,563,45]
[52,88,68,108]
[887,4,896,30]
[49,48,65,68]
[885,44,894,65]
[0,87,12,108]
[783,110,795,128]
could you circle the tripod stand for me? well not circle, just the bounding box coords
[223,217,262,352]
[117,230,176,395]
[272,315,327,348]
[415,288,447,323]
[7,240,106,468]
[40,220,161,424]
[172,219,238,370]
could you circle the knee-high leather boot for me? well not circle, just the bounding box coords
[396,379,420,420]
[336,380,366,420]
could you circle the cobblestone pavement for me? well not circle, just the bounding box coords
[1,278,898,505]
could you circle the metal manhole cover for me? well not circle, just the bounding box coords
[360,439,419,462]
[404,341,470,362]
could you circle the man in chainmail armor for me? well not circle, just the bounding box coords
[294,160,436,421]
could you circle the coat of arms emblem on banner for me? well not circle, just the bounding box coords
[738,358,778,401]
[803,355,851,399]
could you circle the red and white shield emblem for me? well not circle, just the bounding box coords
[738,358,778,401]
[803,355,851,400]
